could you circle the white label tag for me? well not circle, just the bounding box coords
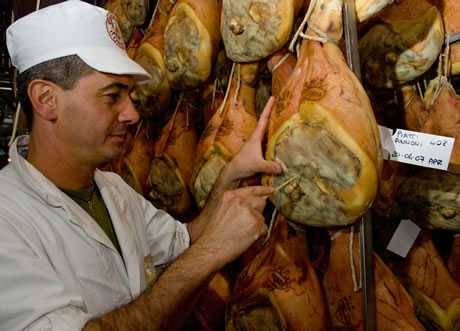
[386,219,421,258]
[379,126,455,171]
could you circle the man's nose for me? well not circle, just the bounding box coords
[119,96,140,124]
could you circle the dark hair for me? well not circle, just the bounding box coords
[16,55,94,129]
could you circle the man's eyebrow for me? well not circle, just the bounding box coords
[98,82,131,93]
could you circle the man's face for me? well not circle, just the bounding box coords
[56,71,139,166]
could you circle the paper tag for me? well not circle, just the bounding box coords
[379,126,455,170]
[386,219,421,258]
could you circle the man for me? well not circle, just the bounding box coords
[1,1,281,330]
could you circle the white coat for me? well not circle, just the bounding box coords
[0,136,190,330]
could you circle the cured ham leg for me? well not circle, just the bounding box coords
[148,96,198,217]
[122,123,154,195]
[448,235,460,284]
[226,214,328,331]
[263,1,381,226]
[132,0,176,117]
[402,232,460,331]
[355,0,393,22]
[397,169,460,231]
[323,228,425,331]
[191,63,259,208]
[423,77,460,173]
[221,0,306,62]
[440,0,460,75]
[164,0,221,88]
[359,0,444,88]
[402,84,430,132]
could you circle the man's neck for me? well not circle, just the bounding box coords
[26,132,96,190]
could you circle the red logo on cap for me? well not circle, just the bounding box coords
[106,13,126,50]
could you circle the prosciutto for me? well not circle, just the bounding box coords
[359,0,444,88]
[262,0,381,226]
[132,0,176,117]
[226,214,328,331]
[221,0,306,62]
[402,232,460,331]
[191,63,259,208]
[397,169,460,231]
[148,96,199,216]
[423,76,460,173]
[323,228,425,331]
[164,0,221,88]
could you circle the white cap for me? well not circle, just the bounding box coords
[6,0,150,81]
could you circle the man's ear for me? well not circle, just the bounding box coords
[27,80,59,121]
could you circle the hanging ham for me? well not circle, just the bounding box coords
[164,0,221,88]
[359,0,444,88]
[448,235,460,284]
[148,95,199,217]
[355,0,394,22]
[323,228,425,331]
[132,0,176,117]
[226,214,328,331]
[440,0,460,75]
[262,0,381,226]
[402,84,430,133]
[396,169,460,231]
[221,0,306,62]
[191,63,259,208]
[422,76,460,173]
[401,231,460,331]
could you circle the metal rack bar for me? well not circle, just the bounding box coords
[342,1,376,330]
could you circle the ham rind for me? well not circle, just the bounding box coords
[193,271,232,331]
[191,63,259,208]
[355,0,393,22]
[221,0,306,62]
[440,0,460,75]
[448,235,460,284]
[323,229,425,331]
[164,0,221,88]
[132,0,176,117]
[105,0,134,42]
[397,169,460,231]
[226,215,328,331]
[402,84,430,133]
[402,232,460,331]
[122,124,154,195]
[148,96,198,216]
[423,77,460,174]
[121,0,148,26]
[263,40,381,226]
[359,0,444,88]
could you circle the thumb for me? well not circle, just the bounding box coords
[257,160,282,175]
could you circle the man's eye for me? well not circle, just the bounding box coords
[105,93,121,103]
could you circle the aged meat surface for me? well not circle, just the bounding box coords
[323,228,425,331]
[164,0,221,88]
[423,76,460,173]
[191,63,259,208]
[226,215,328,331]
[448,235,460,283]
[132,0,176,117]
[402,84,430,132]
[440,0,460,75]
[263,40,381,226]
[402,232,460,331]
[355,0,394,22]
[397,169,460,231]
[148,96,198,216]
[359,0,444,88]
[221,0,306,62]
[106,0,147,42]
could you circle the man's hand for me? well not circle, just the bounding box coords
[195,185,273,270]
[221,96,282,187]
